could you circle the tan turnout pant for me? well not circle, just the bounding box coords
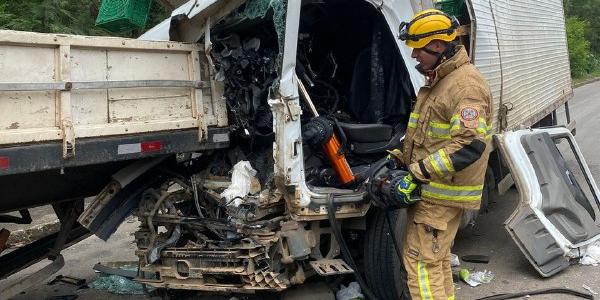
[403,201,463,300]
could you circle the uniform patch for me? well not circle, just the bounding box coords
[407,248,420,258]
[460,107,479,121]
[460,106,480,128]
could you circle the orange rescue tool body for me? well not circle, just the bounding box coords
[296,75,355,185]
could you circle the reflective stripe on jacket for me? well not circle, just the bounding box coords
[402,46,493,210]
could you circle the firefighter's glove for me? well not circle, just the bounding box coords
[389,173,419,208]
[386,148,404,166]
[370,171,419,209]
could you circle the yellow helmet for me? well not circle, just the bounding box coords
[399,9,459,49]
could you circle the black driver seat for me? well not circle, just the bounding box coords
[338,122,404,154]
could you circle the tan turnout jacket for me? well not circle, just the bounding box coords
[402,46,493,210]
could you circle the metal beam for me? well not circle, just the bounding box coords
[0,80,209,92]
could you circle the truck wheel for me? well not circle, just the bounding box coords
[364,209,410,300]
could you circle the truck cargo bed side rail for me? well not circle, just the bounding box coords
[0,30,227,158]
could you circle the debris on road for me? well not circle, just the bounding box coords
[462,254,490,264]
[48,275,87,288]
[90,274,150,295]
[46,295,78,300]
[90,263,153,295]
[459,269,494,287]
[336,282,364,300]
[580,242,600,266]
[582,284,598,295]
[476,287,595,299]
[92,262,137,279]
[451,253,460,267]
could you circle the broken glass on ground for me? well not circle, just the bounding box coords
[90,263,153,295]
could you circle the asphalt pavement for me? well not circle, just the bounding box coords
[2,81,600,300]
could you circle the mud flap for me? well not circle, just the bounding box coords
[78,158,166,240]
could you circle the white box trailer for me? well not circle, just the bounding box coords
[468,0,573,131]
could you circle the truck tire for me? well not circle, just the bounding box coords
[364,209,410,300]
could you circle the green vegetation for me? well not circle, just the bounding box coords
[566,17,591,78]
[0,0,168,37]
[564,0,600,80]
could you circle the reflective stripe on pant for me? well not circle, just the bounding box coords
[403,203,462,299]
[406,257,446,299]
[417,261,433,299]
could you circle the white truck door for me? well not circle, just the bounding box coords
[497,127,600,277]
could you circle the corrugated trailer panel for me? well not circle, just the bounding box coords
[472,0,572,131]
[471,0,503,132]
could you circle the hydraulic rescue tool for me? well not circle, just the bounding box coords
[365,158,421,210]
[296,75,355,185]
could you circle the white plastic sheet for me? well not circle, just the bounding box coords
[336,282,364,300]
[459,269,494,287]
[451,253,460,267]
[580,242,600,266]
[220,161,257,207]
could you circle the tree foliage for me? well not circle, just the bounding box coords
[564,0,600,55]
[564,0,600,78]
[565,17,591,78]
[0,0,168,37]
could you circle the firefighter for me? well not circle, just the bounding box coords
[374,9,493,299]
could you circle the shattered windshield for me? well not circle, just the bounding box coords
[241,0,287,52]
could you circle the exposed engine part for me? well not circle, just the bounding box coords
[123,0,418,294]
[147,224,182,264]
[212,32,278,138]
[278,221,316,264]
[210,11,279,190]
[130,168,297,291]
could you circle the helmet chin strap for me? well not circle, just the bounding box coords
[415,43,457,75]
